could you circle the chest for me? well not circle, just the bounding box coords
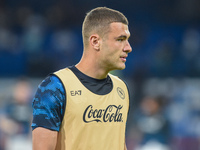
[65,87,128,124]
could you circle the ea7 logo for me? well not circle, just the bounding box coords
[70,90,82,96]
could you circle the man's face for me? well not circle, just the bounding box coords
[99,22,132,71]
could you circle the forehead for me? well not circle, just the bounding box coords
[108,22,130,37]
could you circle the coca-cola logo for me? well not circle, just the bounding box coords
[83,105,123,123]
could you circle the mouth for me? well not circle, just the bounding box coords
[120,55,127,62]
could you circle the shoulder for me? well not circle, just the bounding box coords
[54,67,71,77]
[108,73,127,85]
[33,74,66,110]
[39,75,64,92]
[108,74,130,94]
[36,75,66,105]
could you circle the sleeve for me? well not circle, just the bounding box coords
[31,75,66,132]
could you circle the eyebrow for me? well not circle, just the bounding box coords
[116,35,130,40]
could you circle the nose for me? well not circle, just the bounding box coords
[123,41,132,53]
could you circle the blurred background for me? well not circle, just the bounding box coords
[0,0,200,149]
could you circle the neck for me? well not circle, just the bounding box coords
[75,62,109,79]
[75,52,109,79]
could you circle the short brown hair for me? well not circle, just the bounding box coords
[82,7,128,47]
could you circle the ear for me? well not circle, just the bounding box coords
[89,34,100,51]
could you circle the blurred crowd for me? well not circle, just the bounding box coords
[126,78,200,150]
[0,0,200,150]
[0,0,200,78]
[0,78,32,150]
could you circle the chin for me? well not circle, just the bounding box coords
[109,63,126,71]
[116,65,126,70]
[119,67,125,70]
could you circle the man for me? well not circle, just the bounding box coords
[32,7,132,150]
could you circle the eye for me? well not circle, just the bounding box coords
[117,38,124,42]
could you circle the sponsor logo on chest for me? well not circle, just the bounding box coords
[83,105,123,123]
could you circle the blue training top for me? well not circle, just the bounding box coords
[32,75,66,131]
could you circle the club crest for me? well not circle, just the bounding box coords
[117,87,125,99]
